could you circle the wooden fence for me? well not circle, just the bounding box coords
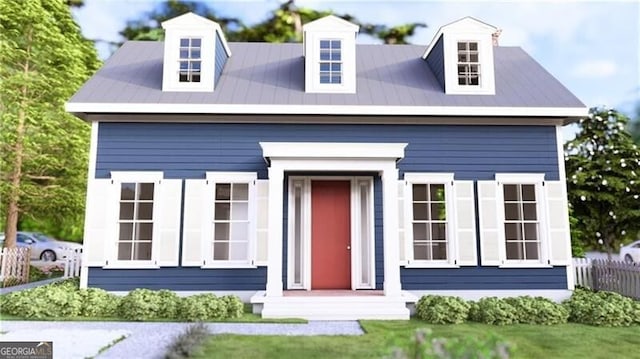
[573,257,640,300]
[0,247,31,286]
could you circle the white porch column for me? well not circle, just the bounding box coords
[381,165,402,296]
[265,166,284,296]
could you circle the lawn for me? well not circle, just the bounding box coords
[192,320,640,359]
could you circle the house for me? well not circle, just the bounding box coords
[66,13,587,320]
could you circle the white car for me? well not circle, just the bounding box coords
[0,232,82,261]
[620,240,640,263]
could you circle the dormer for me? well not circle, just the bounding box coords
[422,17,497,95]
[161,12,231,92]
[303,15,359,94]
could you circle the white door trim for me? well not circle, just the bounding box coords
[262,142,406,297]
[287,176,375,290]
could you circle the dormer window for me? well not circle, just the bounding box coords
[319,40,342,84]
[179,38,202,83]
[422,17,496,95]
[161,12,232,92]
[303,15,358,94]
[457,41,480,86]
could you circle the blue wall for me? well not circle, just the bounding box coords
[91,122,564,291]
[96,123,559,181]
[214,32,228,85]
[425,35,445,89]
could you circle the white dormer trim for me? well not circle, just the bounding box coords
[423,17,497,96]
[303,15,359,94]
[161,12,231,92]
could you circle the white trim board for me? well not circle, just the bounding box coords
[65,102,588,119]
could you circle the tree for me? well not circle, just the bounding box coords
[565,107,640,257]
[628,102,640,145]
[0,0,100,247]
[120,0,425,44]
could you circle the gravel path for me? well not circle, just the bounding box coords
[1,321,363,359]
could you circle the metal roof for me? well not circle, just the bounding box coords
[68,41,585,115]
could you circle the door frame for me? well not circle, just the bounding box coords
[287,175,375,290]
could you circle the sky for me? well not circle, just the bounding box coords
[72,0,640,137]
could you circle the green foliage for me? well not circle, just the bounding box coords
[469,297,519,325]
[79,288,121,317]
[28,264,65,283]
[221,295,244,318]
[563,287,640,326]
[119,0,426,45]
[565,107,640,254]
[0,0,100,243]
[1,280,83,318]
[164,323,209,359]
[415,295,470,324]
[387,328,512,359]
[119,288,180,321]
[503,296,568,325]
[178,294,224,321]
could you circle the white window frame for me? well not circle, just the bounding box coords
[456,41,481,86]
[443,33,495,95]
[106,171,164,269]
[495,173,551,268]
[178,37,202,83]
[404,173,458,268]
[203,172,257,268]
[319,39,342,84]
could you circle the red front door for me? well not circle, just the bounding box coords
[311,180,351,289]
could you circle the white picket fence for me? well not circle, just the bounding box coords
[0,247,31,285]
[573,257,640,300]
[62,248,82,278]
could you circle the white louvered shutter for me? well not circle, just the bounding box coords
[477,180,502,265]
[256,179,269,264]
[182,179,210,266]
[545,181,571,265]
[398,180,406,261]
[155,179,183,266]
[83,179,118,266]
[453,181,477,266]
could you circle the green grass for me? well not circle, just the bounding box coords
[192,320,640,359]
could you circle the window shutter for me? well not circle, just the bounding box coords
[182,179,210,266]
[545,181,571,265]
[256,179,269,264]
[477,180,502,265]
[398,180,406,261]
[155,179,183,266]
[453,181,477,266]
[84,179,117,266]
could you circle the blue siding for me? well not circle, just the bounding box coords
[425,35,445,89]
[96,123,559,181]
[401,267,567,290]
[88,267,266,291]
[215,33,228,85]
[94,122,563,291]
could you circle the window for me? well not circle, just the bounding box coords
[212,183,250,262]
[319,40,342,84]
[118,182,154,261]
[179,38,201,83]
[503,184,540,261]
[411,183,448,261]
[457,41,480,86]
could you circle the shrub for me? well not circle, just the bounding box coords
[563,288,639,326]
[221,295,244,318]
[469,297,518,325]
[387,328,512,359]
[503,296,568,325]
[119,288,179,321]
[415,295,470,324]
[80,288,121,317]
[0,281,83,318]
[29,266,47,282]
[164,323,210,359]
[178,294,227,321]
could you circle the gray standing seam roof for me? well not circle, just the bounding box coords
[68,41,584,109]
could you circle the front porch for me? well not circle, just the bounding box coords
[250,290,417,320]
